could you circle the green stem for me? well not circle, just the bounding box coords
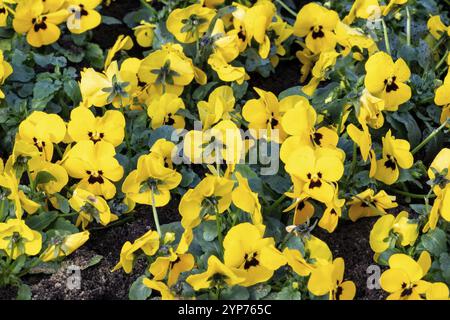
[150,185,162,237]
[412,118,449,155]
[89,215,135,231]
[435,51,449,71]
[54,144,64,159]
[350,142,358,176]
[274,0,297,18]
[406,7,411,47]
[388,188,436,200]
[215,204,224,258]
[27,167,36,193]
[424,188,435,214]
[268,193,288,213]
[381,19,391,55]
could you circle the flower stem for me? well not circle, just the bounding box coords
[412,118,449,155]
[388,188,436,200]
[381,19,391,55]
[406,7,411,46]
[435,51,449,71]
[274,0,297,18]
[150,185,162,237]
[215,205,224,258]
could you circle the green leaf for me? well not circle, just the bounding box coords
[418,228,447,256]
[54,193,70,214]
[64,79,82,105]
[202,221,218,242]
[276,286,301,300]
[52,218,79,234]
[85,255,103,269]
[250,284,272,300]
[16,284,32,300]
[26,211,58,231]
[34,171,57,185]
[192,81,218,101]
[220,286,249,300]
[102,16,123,25]
[129,276,152,300]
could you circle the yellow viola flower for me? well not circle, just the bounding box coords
[69,188,117,230]
[67,107,125,147]
[79,61,131,108]
[66,0,102,34]
[17,111,66,161]
[208,52,248,85]
[0,166,40,219]
[186,255,244,290]
[12,0,68,48]
[0,218,42,259]
[308,257,356,300]
[370,212,418,254]
[149,237,194,287]
[231,172,264,231]
[286,146,344,204]
[269,15,293,60]
[166,3,215,44]
[343,0,380,25]
[223,223,286,287]
[0,1,15,27]
[63,141,124,199]
[28,157,68,195]
[303,50,340,96]
[296,47,317,84]
[348,188,397,221]
[40,231,90,262]
[122,152,181,207]
[428,148,450,196]
[335,21,378,57]
[133,21,156,47]
[424,185,450,231]
[150,139,177,169]
[104,35,134,70]
[197,85,235,130]
[427,16,449,40]
[113,230,160,273]
[383,0,408,16]
[142,279,175,300]
[380,251,432,300]
[374,130,414,185]
[211,19,240,63]
[242,87,290,143]
[434,71,450,125]
[365,52,411,111]
[0,50,13,99]
[319,186,346,233]
[426,282,449,300]
[347,124,372,161]
[179,174,234,229]
[293,3,339,54]
[147,93,185,130]
[358,89,386,129]
[138,44,197,95]
[183,120,243,165]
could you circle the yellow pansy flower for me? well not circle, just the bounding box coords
[0,218,42,259]
[12,0,68,48]
[142,279,175,300]
[307,257,356,300]
[69,188,117,229]
[149,235,194,287]
[179,174,234,229]
[40,231,90,262]
[18,111,66,161]
[335,21,378,57]
[286,146,344,204]
[67,107,125,147]
[383,0,408,16]
[138,44,197,95]
[319,185,346,233]
[122,152,181,207]
[231,172,264,232]
[211,19,240,63]
[66,0,102,34]
[166,4,215,44]
[428,148,450,196]
[348,188,397,221]
[187,255,244,290]
[147,93,185,130]
[63,141,124,199]
[208,52,248,85]
[380,251,432,300]
[223,223,286,287]
[197,85,235,130]
[303,50,340,96]
[374,130,414,185]
[113,230,160,273]
[426,282,449,300]
[104,35,134,70]
[149,139,177,169]
[0,50,13,99]
[347,124,372,161]
[434,71,450,125]
[133,21,156,47]
[343,0,380,25]
[365,52,411,111]
[293,3,339,54]
[0,1,15,27]
[370,212,418,254]
[296,47,317,84]
[425,185,450,231]
[427,15,449,40]
[28,157,68,195]
[358,89,386,129]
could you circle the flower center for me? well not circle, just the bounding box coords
[88,131,105,143]
[311,25,325,39]
[243,252,259,270]
[307,172,323,188]
[384,76,399,93]
[86,170,104,184]
[384,154,397,171]
[32,16,48,32]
